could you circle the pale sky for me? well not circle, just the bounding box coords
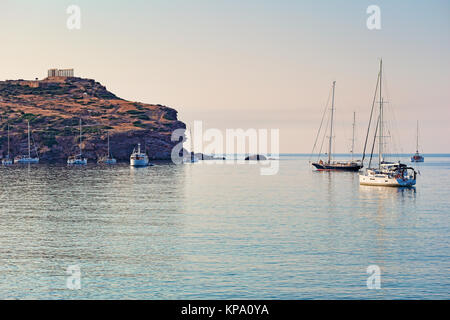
[1,0,449,153]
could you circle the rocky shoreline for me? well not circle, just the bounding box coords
[0,76,186,162]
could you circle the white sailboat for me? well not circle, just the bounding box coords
[14,121,39,164]
[130,143,149,167]
[97,132,117,164]
[2,124,13,165]
[359,60,417,187]
[67,119,87,165]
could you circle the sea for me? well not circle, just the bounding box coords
[0,154,449,299]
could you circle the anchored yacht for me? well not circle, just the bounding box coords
[130,143,149,167]
[360,162,417,187]
[2,124,12,165]
[359,59,417,187]
[311,81,363,171]
[97,132,117,164]
[411,121,424,162]
[14,121,39,164]
[67,119,87,165]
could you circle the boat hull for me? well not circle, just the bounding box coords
[312,162,363,171]
[411,157,424,162]
[130,158,149,167]
[359,174,416,187]
[104,159,117,164]
[15,157,39,164]
[130,144,149,167]
[98,158,117,165]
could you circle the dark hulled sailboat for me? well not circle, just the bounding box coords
[311,81,363,171]
[411,121,424,162]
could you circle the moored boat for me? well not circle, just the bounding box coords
[311,81,363,171]
[67,119,87,165]
[312,160,363,171]
[359,163,417,187]
[97,132,117,164]
[2,124,13,165]
[411,121,424,162]
[359,59,417,187]
[67,155,87,165]
[14,121,39,164]
[130,143,149,167]
[411,152,424,163]
[99,157,117,165]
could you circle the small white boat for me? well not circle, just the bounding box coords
[130,143,149,167]
[359,59,417,187]
[2,124,13,165]
[14,121,39,164]
[67,119,87,165]
[97,132,117,164]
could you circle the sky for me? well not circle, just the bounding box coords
[0,0,449,153]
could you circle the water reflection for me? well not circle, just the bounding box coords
[0,163,186,298]
[0,155,448,299]
[359,185,416,201]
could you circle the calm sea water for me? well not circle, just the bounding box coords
[0,154,449,299]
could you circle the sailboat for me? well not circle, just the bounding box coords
[97,132,117,164]
[130,143,149,167]
[14,121,39,164]
[350,112,356,160]
[411,121,424,162]
[67,119,87,165]
[359,59,417,187]
[311,81,363,171]
[2,124,13,165]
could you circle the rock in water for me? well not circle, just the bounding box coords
[0,77,185,162]
[245,154,267,161]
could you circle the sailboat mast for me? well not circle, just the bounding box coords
[107,132,110,158]
[190,128,194,161]
[27,121,31,158]
[378,60,383,168]
[351,112,355,160]
[7,124,10,158]
[328,81,336,163]
[79,118,82,156]
[416,120,419,152]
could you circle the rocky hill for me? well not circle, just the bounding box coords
[0,77,185,162]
